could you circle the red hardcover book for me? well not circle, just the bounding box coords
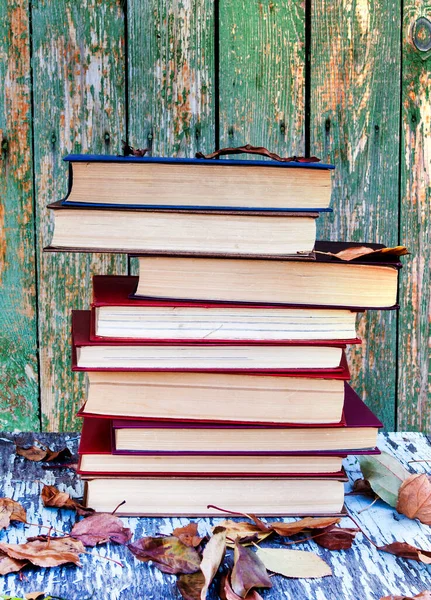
[90,275,362,344]
[72,310,351,373]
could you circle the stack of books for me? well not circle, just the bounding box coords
[47,153,403,516]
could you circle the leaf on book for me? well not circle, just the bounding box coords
[379,542,431,564]
[200,528,226,599]
[177,571,206,600]
[313,525,359,550]
[380,593,431,600]
[0,498,26,530]
[0,550,27,575]
[358,452,411,507]
[0,537,84,568]
[396,474,431,525]
[128,536,202,574]
[231,540,272,597]
[220,573,264,600]
[41,485,94,517]
[255,547,332,579]
[15,442,72,463]
[315,245,408,262]
[173,522,204,548]
[212,521,272,546]
[71,513,132,547]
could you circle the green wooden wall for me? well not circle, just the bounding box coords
[0,0,430,432]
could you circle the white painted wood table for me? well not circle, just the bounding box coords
[1,432,431,600]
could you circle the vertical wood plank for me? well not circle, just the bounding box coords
[219,0,305,154]
[397,1,431,430]
[128,0,215,157]
[310,0,401,429]
[32,0,127,431]
[0,1,39,430]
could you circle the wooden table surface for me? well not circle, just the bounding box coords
[1,432,431,600]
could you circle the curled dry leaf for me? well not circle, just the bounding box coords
[231,540,272,597]
[41,485,94,517]
[351,478,375,497]
[0,537,84,568]
[268,517,340,537]
[313,525,359,550]
[173,523,204,548]
[25,593,47,600]
[396,474,431,525]
[213,521,271,546]
[316,245,408,262]
[71,513,132,547]
[358,452,411,507]
[256,547,332,579]
[220,573,264,600]
[177,571,206,600]
[128,536,201,574]
[16,442,72,463]
[379,542,431,564]
[0,498,26,530]
[0,550,27,575]
[380,592,431,600]
[200,528,226,599]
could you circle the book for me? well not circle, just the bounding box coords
[132,241,402,309]
[83,477,346,516]
[77,417,348,477]
[47,201,318,257]
[91,275,361,343]
[111,384,382,453]
[60,154,334,211]
[72,310,348,372]
[79,366,350,425]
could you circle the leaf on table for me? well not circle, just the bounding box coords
[177,571,206,600]
[200,528,226,599]
[25,593,46,600]
[0,537,84,568]
[0,550,27,575]
[313,525,360,550]
[380,592,431,600]
[0,498,27,530]
[379,542,431,564]
[255,547,332,579]
[396,474,431,525]
[71,513,132,547]
[358,452,411,507]
[41,485,94,517]
[220,573,264,600]
[268,517,341,537]
[316,245,408,261]
[128,536,201,574]
[173,523,204,548]
[213,521,272,546]
[350,478,375,497]
[15,442,71,463]
[231,540,272,597]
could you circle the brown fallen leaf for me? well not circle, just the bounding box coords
[220,573,264,600]
[316,245,408,262]
[231,539,272,597]
[128,536,202,574]
[351,478,375,497]
[0,498,27,530]
[267,516,341,537]
[313,525,359,550]
[0,537,84,567]
[25,593,47,600]
[397,474,431,525]
[213,520,272,546]
[177,571,206,600]
[16,442,72,463]
[379,542,431,564]
[380,593,431,600]
[0,549,28,575]
[71,513,132,546]
[41,485,94,517]
[200,528,226,599]
[173,522,204,548]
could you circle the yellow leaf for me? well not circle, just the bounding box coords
[255,547,332,579]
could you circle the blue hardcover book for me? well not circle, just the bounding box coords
[60,153,335,212]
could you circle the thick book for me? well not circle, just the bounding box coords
[111,384,382,454]
[60,154,334,211]
[72,310,349,372]
[132,241,402,310]
[91,275,361,343]
[79,367,350,425]
[77,417,349,477]
[83,477,346,516]
[46,200,319,257]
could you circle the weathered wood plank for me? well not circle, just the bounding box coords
[310,0,402,430]
[0,432,431,599]
[397,1,431,430]
[128,0,215,157]
[31,0,128,431]
[0,1,39,430]
[219,0,305,154]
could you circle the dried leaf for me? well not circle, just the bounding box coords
[128,536,201,574]
[0,550,27,575]
[317,245,408,262]
[379,542,431,564]
[351,478,375,496]
[71,513,132,547]
[313,525,359,550]
[358,452,411,507]
[0,498,26,530]
[41,485,94,517]
[0,537,84,568]
[200,529,226,599]
[380,593,431,600]
[220,573,264,600]
[25,593,46,600]
[396,474,431,525]
[212,521,272,546]
[177,572,206,600]
[255,547,332,579]
[173,523,203,548]
[269,517,340,537]
[16,442,71,463]
[231,540,272,597]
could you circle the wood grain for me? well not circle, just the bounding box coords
[0,1,39,430]
[310,0,402,429]
[219,0,305,154]
[0,431,430,598]
[31,0,127,431]
[397,1,431,430]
